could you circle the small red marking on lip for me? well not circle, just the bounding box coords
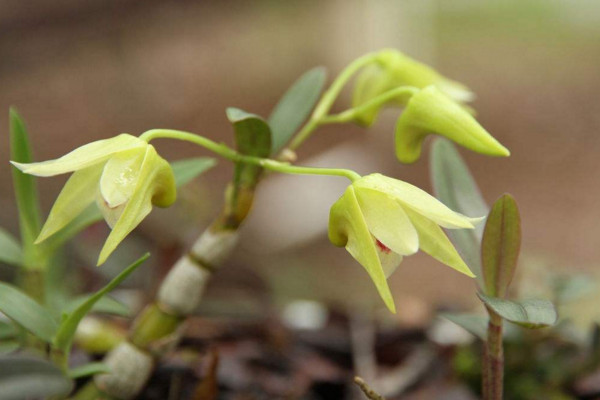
[376,239,391,254]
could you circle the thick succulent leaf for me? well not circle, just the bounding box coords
[0,228,23,267]
[441,312,488,340]
[0,356,73,399]
[430,139,488,284]
[356,174,482,229]
[481,194,521,298]
[10,133,146,177]
[329,186,396,313]
[0,282,58,342]
[53,253,148,352]
[9,108,42,255]
[404,208,474,278]
[355,188,418,256]
[171,157,217,187]
[268,67,326,153]
[395,86,509,164]
[227,108,272,158]
[68,362,111,379]
[479,293,558,329]
[227,108,272,187]
[98,147,173,265]
[36,166,103,244]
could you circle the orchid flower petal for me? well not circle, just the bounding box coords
[36,165,104,243]
[10,134,146,177]
[98,145,175,265]
[100,148,145,208]
[355,188,419,256]
[356,174,483,229]
[404,207,475,278]
[329,186,396,313]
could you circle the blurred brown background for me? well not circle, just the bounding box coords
[1,0,599,318]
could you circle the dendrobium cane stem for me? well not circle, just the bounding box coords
[483,307,504,400]
[83,134,361,399]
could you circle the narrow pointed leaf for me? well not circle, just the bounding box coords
[441,312,488,340]
[68,362,110,379]
[64,295,130,317]
[171,157,217,187]
[268,66,326,153]
[0,228,23,267]
[481,194,521,297]
[0,320,18,340]
[9,108,42,257]
[0,356,73,399]
[430,139,487,284]
[0,282,57,342]
[53,253,149,352]
[478,293,557,329]
[0,341,19,354]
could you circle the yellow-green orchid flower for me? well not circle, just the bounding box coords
[329,173,481,313]
[395,85,510,163]
[352,49,474,127]
[11,134,176,265]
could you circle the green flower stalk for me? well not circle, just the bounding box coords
[10,134,176,265]
[329,173,481,313]
[352,49,474,127]
[395,86,510,163]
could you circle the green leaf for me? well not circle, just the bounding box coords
[64,295,130,318]
[171,157,217,187]
[9,108,42,261]
[481,194,521,298]
[441,312,488,340]
[430,139,487,284]
[227,107,272,187]
[478,293,557,328]
[268,66,327,154]
[53,253,149,353]
[0,341,19,354]
[0,356,73,399]
[0,320,18,340]
[227,108,272,158]
[68,362,110,379]
[0,228,22,267]
[0,282,57,342]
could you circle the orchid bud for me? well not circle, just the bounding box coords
[352,49,474,126]
[395,86,510,163]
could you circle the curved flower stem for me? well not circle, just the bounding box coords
[140,129,361,182]
[320,86,419,125]
[287,52,379,151]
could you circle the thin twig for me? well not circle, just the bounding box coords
[354,377,386,400]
